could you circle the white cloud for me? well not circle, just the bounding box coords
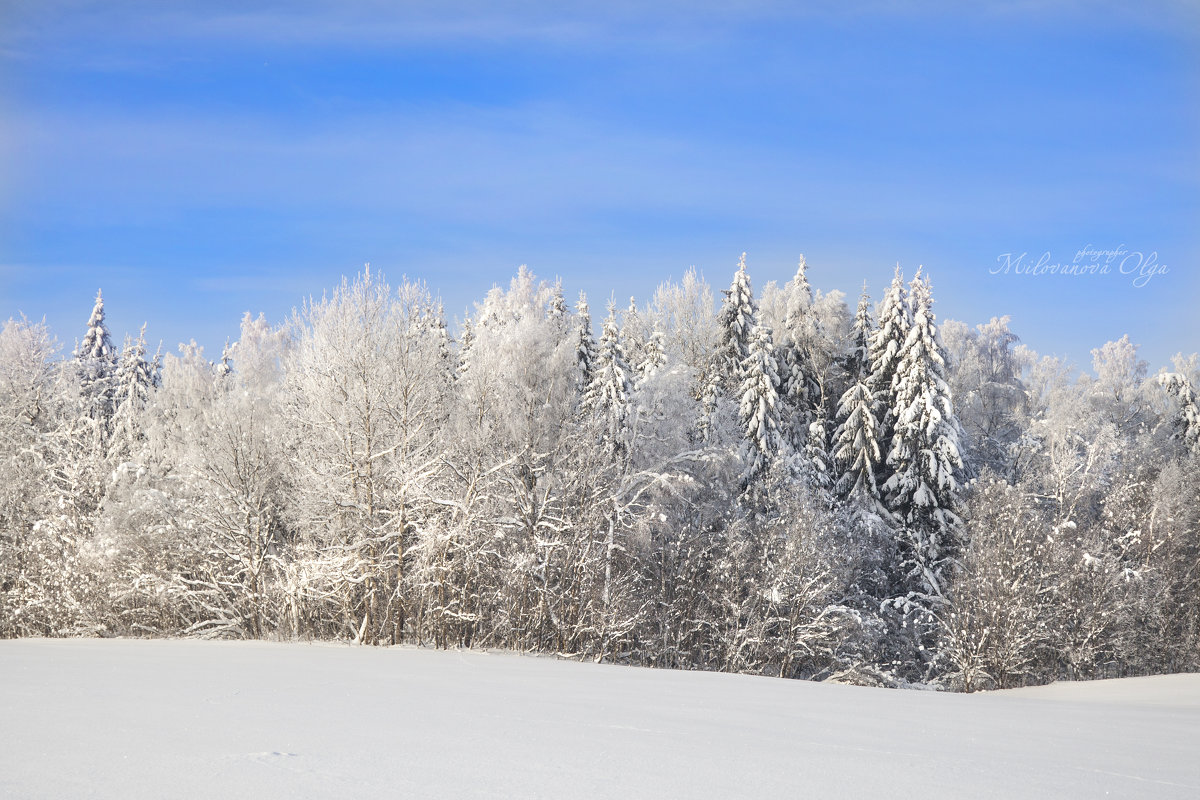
[4,0,1195,56]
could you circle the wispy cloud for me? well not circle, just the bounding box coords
[4,0,1196,57]
[7,101,1115,239]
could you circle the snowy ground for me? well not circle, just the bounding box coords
[1,640,1197,799]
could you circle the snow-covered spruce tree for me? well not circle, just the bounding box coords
[427,300,455,377]
[1158,370,1200,455]
[548,279,569,334]
[696,368,720,444]
[844,282,873,383]
[17,294,125,634]
[583,301,635,455]
[216,338,234,378]
[881,270,964,649]
[833,284,883,506]
[75,289,118,430]
[109,323,156,462]
[714,253,758,395]
[868,266,911,495]
[636,325,667,389]
[455,317,475,381]
[805,408,835,491]
[575,292,598,396]
[834,387,882,506]
[737,324,783,493]
[778,257,820,432]
[621,296,648,376]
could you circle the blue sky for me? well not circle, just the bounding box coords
[2,0,1197,370]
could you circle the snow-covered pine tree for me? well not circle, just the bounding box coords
[868,266,910,493]
[1158,371,1200,455]
[76,289,118,427]
[456,317,475,381]
[636,326,667,389]
[549,279,569,332]
[833,378,882,502]
[833,284,883,505]
[882,269,963,612]
[426,300,455,384]
[845,282,873,382]
[109,323,155,461]
[805,408,834,490]
[621,296,647,375]
[715,253,758,395]
[737,324,783,490]
[216,338,234,379]
[575,292,598,396]
[780,257,820,422]
[149,341,163,389]
[582,301,634,453]
[788,254,814,309]
[696,368,720,444]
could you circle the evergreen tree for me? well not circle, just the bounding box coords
[868,266,910,493]
[150,341,163,389]
[696,368,720,444]
[787,254,814,311]
[216,338,234,379]
[882,270,963,611]
[804,408,834,491]
[575,293,598,395]
[636,326,667,388]
[833,380,882,503]
[737,324,783,490]
[110,323,155,460]
[583,302,634,452]
[427,300,455,380]
[76,289,118,426]
[833,283,883,505]
[10,260,1200,688]
[780,256,819,418]
[844,282,873,382]
[456,317,475,381]
[549,279,569,331]
[1157,371,1200,455]
[715,253,758,395]
[621,296,647,374]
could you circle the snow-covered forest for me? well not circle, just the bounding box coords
[3,258,1198,691]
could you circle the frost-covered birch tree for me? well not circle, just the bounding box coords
[285,268,449,643]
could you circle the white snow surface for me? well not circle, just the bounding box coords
[2,639,1197,799]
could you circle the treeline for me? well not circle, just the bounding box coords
[1,258,1197,690]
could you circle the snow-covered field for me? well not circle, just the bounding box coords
[2,640,1197,799]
